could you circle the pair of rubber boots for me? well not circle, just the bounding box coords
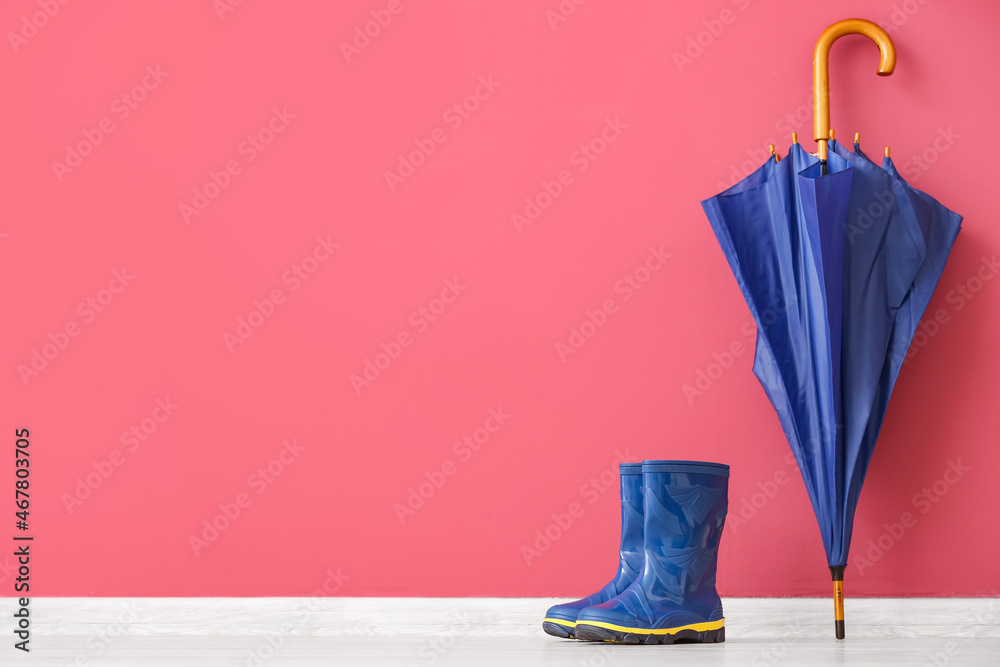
[543,460,729,644]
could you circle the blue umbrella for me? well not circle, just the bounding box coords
[701,19,961,638]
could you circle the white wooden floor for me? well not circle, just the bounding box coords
[5,597,1000,666]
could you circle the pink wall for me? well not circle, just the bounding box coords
[2,0,998,597]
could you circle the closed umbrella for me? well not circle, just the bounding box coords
[701,19,962,638]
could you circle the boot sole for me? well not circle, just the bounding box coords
[542,618,576,639]
[575,619,724,645]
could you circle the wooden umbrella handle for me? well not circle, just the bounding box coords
[813,19,896,162]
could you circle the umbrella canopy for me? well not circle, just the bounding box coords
[700,19,962,639]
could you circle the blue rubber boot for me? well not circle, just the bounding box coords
[542,463,644,639]
[575,460,729,644]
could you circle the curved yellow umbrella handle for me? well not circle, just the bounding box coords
[813,19,896,162]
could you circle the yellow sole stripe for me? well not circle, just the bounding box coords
[543,618,578,628]
[576,618,724,635]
